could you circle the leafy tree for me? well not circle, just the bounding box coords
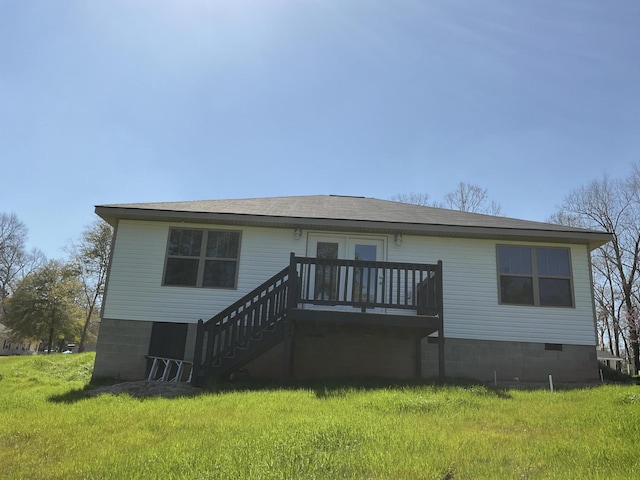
[392,182,503,215]
[4,260,83,353]
[549,169,640,374]
[0,212,45,316]
[66,220,113,352]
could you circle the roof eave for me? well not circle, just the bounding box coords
[95,206,612,250]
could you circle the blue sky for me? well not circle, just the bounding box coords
[1,0,639,259]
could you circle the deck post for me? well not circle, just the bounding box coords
[415,338,422,378]
[287,252,299,309]
[282,320,295,383]
[191,319,204,386]
[437,260,445,384]
[282,253,299,383]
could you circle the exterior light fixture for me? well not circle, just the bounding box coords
[294,228,302,240]
[395,233,403,246]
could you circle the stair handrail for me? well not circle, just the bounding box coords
[204,266,290,328]
[192,265,292,381]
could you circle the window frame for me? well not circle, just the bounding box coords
[496,245,574,308]
[162,228,242,289]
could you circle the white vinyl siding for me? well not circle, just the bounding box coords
[103,220,597,346]
[386,236,595,346]
[103,220,306,324]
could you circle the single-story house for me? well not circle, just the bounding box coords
[92,195,611,384]
[596,349,625,371]
[0,323,39,356]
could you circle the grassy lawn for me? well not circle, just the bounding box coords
[0,354,639,479]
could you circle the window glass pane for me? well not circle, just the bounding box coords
[168,230,182,255]
[500,276,534,305]
[206,231,240,258]
[498,246,532,274]
[227,232,240,258]
[171,230,202,257]
[203,260,237,288]
[539,278,573,307]
[537,248,570,277]
[164,258,199,286]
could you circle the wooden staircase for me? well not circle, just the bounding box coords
[191,263,297,385]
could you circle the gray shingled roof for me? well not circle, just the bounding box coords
[95,195,611,249]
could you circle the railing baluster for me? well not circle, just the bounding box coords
[304,262,310,302]
[366,263,370,304]
[412,268,416,306]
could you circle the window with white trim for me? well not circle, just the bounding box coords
[497,245,573,307]
[163,229,241,288]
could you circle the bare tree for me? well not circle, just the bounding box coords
[390,192,433,206]
[0,213,45,316]
[550,171,640,374]
[440,182,502,215]
[66,220,113,352]
[392,182,503,215]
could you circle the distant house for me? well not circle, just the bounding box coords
[0,323,38,356]
[92,195,611,384]
[597,349,625,371]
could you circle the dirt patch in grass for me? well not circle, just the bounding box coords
[86,381,202,398]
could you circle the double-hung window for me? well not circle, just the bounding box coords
[497,245,573,307]
[163,228,241,288]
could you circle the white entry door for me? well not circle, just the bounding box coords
[307,234,385,310]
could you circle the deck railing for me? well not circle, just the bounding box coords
[192,254,442,383]
[293,255,442,316]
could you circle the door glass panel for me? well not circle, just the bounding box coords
[354,244,377,303]
[315,242,339,301]
[317,242,339,260]
[354,244,376,261]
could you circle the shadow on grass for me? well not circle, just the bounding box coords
[48,376,122,403]
[201,374,627,397]
[48,386,94,404]
[49,373,621,404]
[204,375,516,399]
[308,378,516,400]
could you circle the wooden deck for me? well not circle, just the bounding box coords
[192,253,445,384]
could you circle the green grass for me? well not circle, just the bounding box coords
[0,354,639,479]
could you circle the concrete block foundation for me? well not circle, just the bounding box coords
[422,337,599,383]
[93,318,153,381]
[93,318,599,384]
[93,319,198,381]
